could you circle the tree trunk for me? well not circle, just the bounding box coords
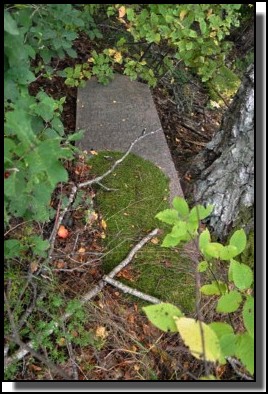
[190,64,254,240]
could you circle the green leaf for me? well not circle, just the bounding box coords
[219,245,238,260]
[235,333,254,375]
[169,222,187,238]
[243,296,254,337]
[172,196,189,218]
[4,239,24,259]
[200,281,226,296]
[204,242,223,258]
[51,118,64,135]
[209,322,234,339]
[155,209,179,225]
[67,130,85,142]
[5,109,36,147]
[197,260,208,272]
[229,229,247,255]
[216,290,242,313]
[229,260,253,290]
[174,317,221,362]
[219,333,237,359]
[4,11,20,35]
[142,303,183,332]
[199,19,207,35]
[199,229,211,252]
[162,233,181,248]
[189,204,213,222]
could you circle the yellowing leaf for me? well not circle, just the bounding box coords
[118,6,126,18]
[78,247,86,254]
[150,237,159,244]
[180,10,187,21]
[90,150,98,155]
[114,51,122,63]
[174,317,221,362]
[108,48,116,56]
[100,232,106,239]
[101,219,107,230]
[95,326,108,339]
[57,337,66,347]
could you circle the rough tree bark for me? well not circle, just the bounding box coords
[189,64,254,240]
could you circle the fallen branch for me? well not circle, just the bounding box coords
[78,128,161,189]
[227,357,254,381]
[103,276,161,304]
[5,229,159,367]
[181,120,210,141]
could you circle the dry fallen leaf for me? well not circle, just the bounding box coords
[95,326,108,339]
[30,364,42,372]
[78,247,86,254]
[90,150,98,155]
[30,262,38,273]
[150,237,159,244]
[56,260,66,269]
[118,5,126,18]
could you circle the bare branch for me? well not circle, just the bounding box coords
[103,276,161,304]
[78,128,161,189]
[227,357,254,381]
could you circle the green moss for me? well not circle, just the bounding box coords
[89,151,195,313]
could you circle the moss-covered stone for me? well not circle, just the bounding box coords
[89,151,195,313]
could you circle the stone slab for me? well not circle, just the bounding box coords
[76,74,183,201]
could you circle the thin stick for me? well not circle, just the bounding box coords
[227,357,253,381]
[103,276,161,304]
[78,129,161,189]
[5,229,159,366]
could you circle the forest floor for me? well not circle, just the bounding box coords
[8,33,245,381]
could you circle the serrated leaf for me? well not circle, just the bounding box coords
[216,290,242,313]
[209,322,234,339]
[162,233,181,248]
[174,317,221,362]
[197,260,208,272]
[4,11,19,35]
[67,130,85,141]
[229,229,247,255]
[243,296,254,337]
[142,303,183,333]
[230,260,253,290]
[204,242,223,258]
[219,333,237,359]
[172,196,189,218]
[235,333,254,375]
[199,229,211,252]
[170,222,187,238]
[155,209,179,225]
[189,204,213,222]
[219,245,238,260]
[51,118,64,135]
[200,281,226,296]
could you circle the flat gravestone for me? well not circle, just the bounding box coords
[76,74,183,201]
